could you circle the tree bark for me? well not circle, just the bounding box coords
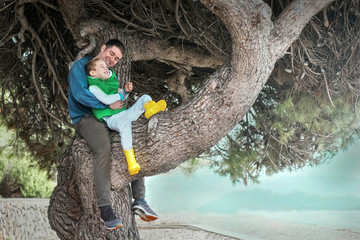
[48,137,139,240]
[48,0,335,239]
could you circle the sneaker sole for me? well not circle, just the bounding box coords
[100,219,122,230]
[133,208,158,222]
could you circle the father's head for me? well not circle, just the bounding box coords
[96,39,126,67]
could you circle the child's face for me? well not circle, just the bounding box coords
[91,59,110,80]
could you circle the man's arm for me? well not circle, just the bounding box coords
[68,57,107,109]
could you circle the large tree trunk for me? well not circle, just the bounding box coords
[48,136,139,239]
[48,0,334,239]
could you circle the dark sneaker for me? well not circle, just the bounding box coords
[132,199,158,222]
[99,205,122,230]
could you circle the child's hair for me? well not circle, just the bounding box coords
[85,58,101,76]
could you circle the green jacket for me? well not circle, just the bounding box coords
[87,68,125,120]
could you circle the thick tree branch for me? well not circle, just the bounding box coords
[270,0,335,59]
[57,0,87,39]
[199,0,274,79]
[129,34,226,68]
[199,0,272,41]
[77,19,226,68]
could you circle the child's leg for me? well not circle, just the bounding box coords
[105,114,140,175]
[126,95,152,122]
[119,121,140,175]
[122,147,140,175]
[118,121,133,151]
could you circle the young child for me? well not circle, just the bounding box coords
[85,58,166,175]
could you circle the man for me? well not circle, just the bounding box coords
[68,39,158,230]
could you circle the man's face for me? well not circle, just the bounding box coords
[91,59,110,80]
[96,45,123,67]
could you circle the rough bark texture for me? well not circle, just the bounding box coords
[49,136,139,240]
[48,0,335,239]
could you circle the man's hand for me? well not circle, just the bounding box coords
[109,101,124,109]
[125,82,133,92]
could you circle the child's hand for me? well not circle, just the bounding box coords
[125,82,133,92]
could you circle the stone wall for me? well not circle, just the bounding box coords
[0,198,58,240]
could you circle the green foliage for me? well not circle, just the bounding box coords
[206,85,360,185]
[178,158,202,175]
[212,147,261,185]
[0,125,56,198]
[1,155,56,198]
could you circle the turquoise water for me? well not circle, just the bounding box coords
[240,210,360,231]
[146,168,360,231]
[145,166,360,213]
[144,141,360,232]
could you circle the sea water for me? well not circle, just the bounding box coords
[145,143,360,239]
[157,210,360,240]
[241,210,360,231]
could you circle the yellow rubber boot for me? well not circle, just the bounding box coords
[123,148,141,175]
[144,100,167,119]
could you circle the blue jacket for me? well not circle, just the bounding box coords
[68,56,107,124]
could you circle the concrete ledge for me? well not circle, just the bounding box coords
[0,198,58,240]
[0,199,240,240]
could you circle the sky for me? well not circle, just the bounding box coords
[145,139,360,213]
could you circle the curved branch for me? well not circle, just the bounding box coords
[68,35,96,68]
[57,0,88,39]
[77,19,226,68]
[270,0,335,59]
[199,0,273,40]
[129,34,226,68]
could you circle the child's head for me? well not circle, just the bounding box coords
[85,58,110,80]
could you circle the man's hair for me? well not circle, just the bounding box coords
[85,58,101,76]
[104,39,126,56]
